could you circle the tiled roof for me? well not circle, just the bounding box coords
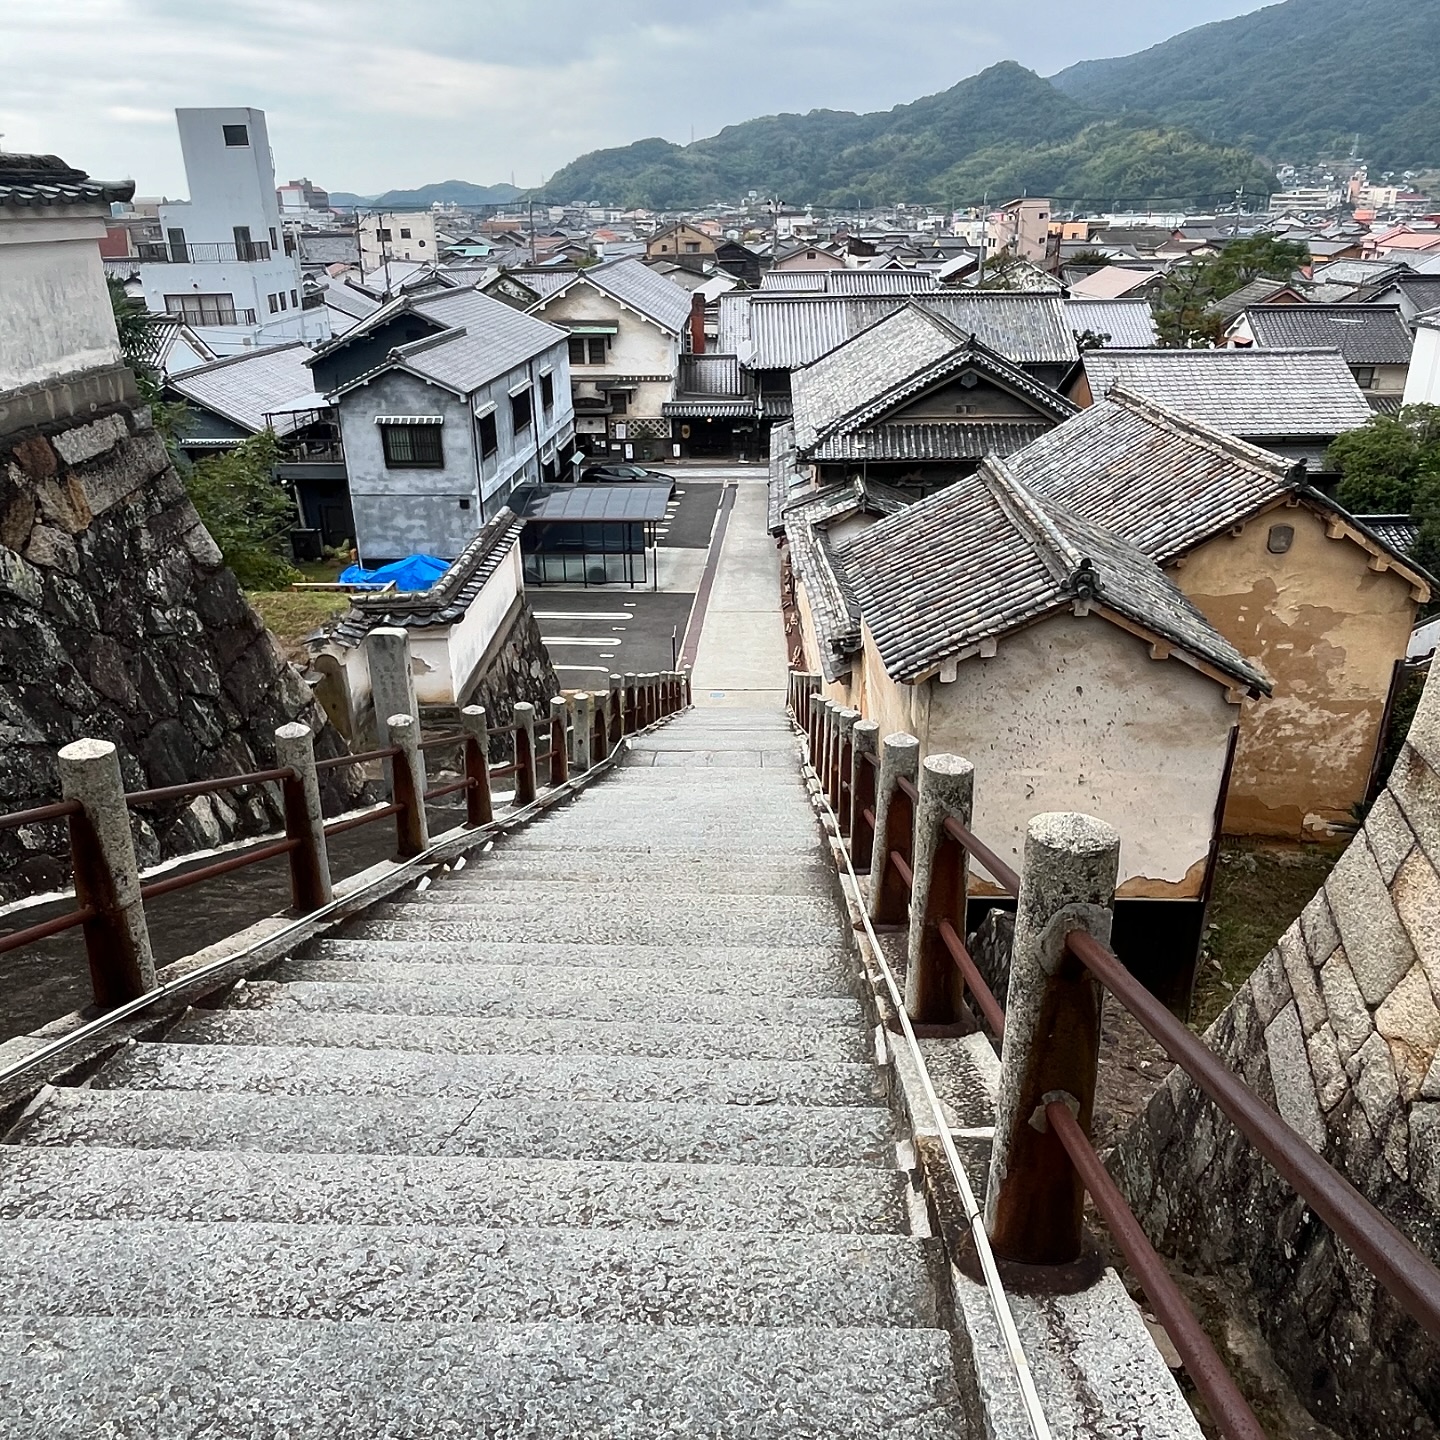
[1063,298,1159,349]
[675,353,747,397]
[768,422,808,535]
[1360,275,1440,311]
[716,291,1082,370]
[0,153,133,209]
[330,511,524,648]
[782,478,912,682]
[836,458,1269,691]
[809,420,1053,462]
[167,341,322,436]
[564,258,692,333]
[791,304,1075,457]
[759,269,940,295]
[1009,387,1300,562]
[1068,267,1160,300]
[329,288,567,398]
[1355,515,1420,556]
[1079,348,1372,439]
[1207,277,1305,324]
[1241,305,1413,366]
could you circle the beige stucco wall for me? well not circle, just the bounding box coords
[1169,502,1421,837]
[859,614,1235,897]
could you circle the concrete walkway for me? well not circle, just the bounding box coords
[690,476,789,709]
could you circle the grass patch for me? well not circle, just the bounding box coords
[248,589,351,647]
[1192,838,1345,1031]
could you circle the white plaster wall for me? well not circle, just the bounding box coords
[1404,325,1440,407]
[447,543,522,700]
[918,614,1235,895]
[0,212,120,390]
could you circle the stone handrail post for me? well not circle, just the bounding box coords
[834,709,859,829]
[549,697,570,786]
[623,673,638,734]
[681,667,693,708]
[367,626,425,796]
[460,705,493,826]
[608,674,624,751]
[58,738,156,1008]
[575,692,594,772]
[386,713,429,857]
[512,701,538,806]
[850,719,880,872]
[905,754,975,1024]
[275,722,333,912]
[985,811,1120,1266]
[868,731,920,926]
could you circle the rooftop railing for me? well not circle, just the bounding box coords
[137,240,273,264]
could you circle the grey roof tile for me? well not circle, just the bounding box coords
[759,270,940,295]
[564,258,693,333]
[1241,305,1413,366]
[167,342,322,436]
[1063,299,1159,349]
[809,421,1053,462]
[1008,388,1299,562]
[0,153,133,210]
[1079,348,1372,439]
[835,458,1268,692]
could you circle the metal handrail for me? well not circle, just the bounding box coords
[314,745,400,771]
[127,768,296,807]
[138,836,301,903]
[0,905,96,956]
[0,800,82,832]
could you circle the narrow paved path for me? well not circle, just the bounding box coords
[690,475,790,708]
[0,710,968,1436]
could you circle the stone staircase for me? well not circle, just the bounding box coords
[0,708,970,1437]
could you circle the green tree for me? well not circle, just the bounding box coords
[1329,405,1440,583]
[1152,263,1225,348]
[183,432,301,590]
[1206,235,1311,296]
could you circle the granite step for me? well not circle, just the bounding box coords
[0,1317,968,1440]
[0,1219,944,1328]
[346,898,842,947]
[11,1089,898,1166]
[169,1009,869,1064]
[92,1042,883,1107]
[495,831,822,855]
[439,861,836,896]
[302,939,858,993]
[286,941,859,996]
[233,977,863,1028]
[0,1148,913,1233]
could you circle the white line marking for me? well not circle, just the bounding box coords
[554,664,613,674]
[534,611,632,620]
[542,637,620,646]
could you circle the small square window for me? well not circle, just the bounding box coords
[400,228,412,239]
[587,336,607,365]
[478,412,498,458]
[222,124,250,147]
[568,337,586,366]
[541,373,555,411]
[267,294,278,314]
[1267,524,1295,555]
[511,388,533,434]
[609,390,629,416]
[380,423,443,468]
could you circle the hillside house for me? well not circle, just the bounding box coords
[310,287,574,562]
[1009,388,1431,837]
[644,222,715,264]
[526,259,692,461]
[793,456,1268,995]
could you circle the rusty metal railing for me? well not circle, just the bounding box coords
[0,667,691,1021]
[788,669,1440,1440]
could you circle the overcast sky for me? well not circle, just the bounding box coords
[2,0,1267,197]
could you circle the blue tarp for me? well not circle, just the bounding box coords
[338,554,449,592]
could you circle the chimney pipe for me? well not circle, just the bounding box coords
[689,291,706,355]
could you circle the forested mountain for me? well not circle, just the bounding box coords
[541,62,1274,209]
[329,181,522,210]
[1051,0,1440,171]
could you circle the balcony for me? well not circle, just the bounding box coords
[137,240,273,264]
[164,305,258,328]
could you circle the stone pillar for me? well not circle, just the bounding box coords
[367,626,425,794]
[460,704,493,825]
[512,701,538,805]
[549,696,570,786]
[275,721,333,911]
[905,753,974,1024]
[575,692,594,772]
[985,811,1120,1266]
[608,674,624,752]
[623,672,638,734]
[58,738,156,1007]
[851,719,880,873]
[834,708,860,831]
[387,713,429,857]
[868,731,920,926]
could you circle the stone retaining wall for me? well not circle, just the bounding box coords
[1111,668,1440,1437]
[0,400,366,903]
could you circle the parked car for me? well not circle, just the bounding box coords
[580,463,675,486]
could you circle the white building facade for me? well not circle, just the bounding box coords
[139,108,327,356]
[359,211,439,270]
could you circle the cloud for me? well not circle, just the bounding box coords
[0,0,1268,195]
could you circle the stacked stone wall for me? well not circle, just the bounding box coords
[1111,668,1440,1437]
[0,401,366,903]
[457,599,561,756]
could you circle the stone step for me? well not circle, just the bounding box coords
[14,1089,897,1167]
[93,1042,883,1107]
[169,1009,869,1065]
[346,898,841,947]
[0,1219,944,1329]
[0,1317,968,1439]
[235,977,864,1029]
[0,1148,912,1233]
[442,860,836,896]
[483,832,823,855]
[298,933,846,990]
